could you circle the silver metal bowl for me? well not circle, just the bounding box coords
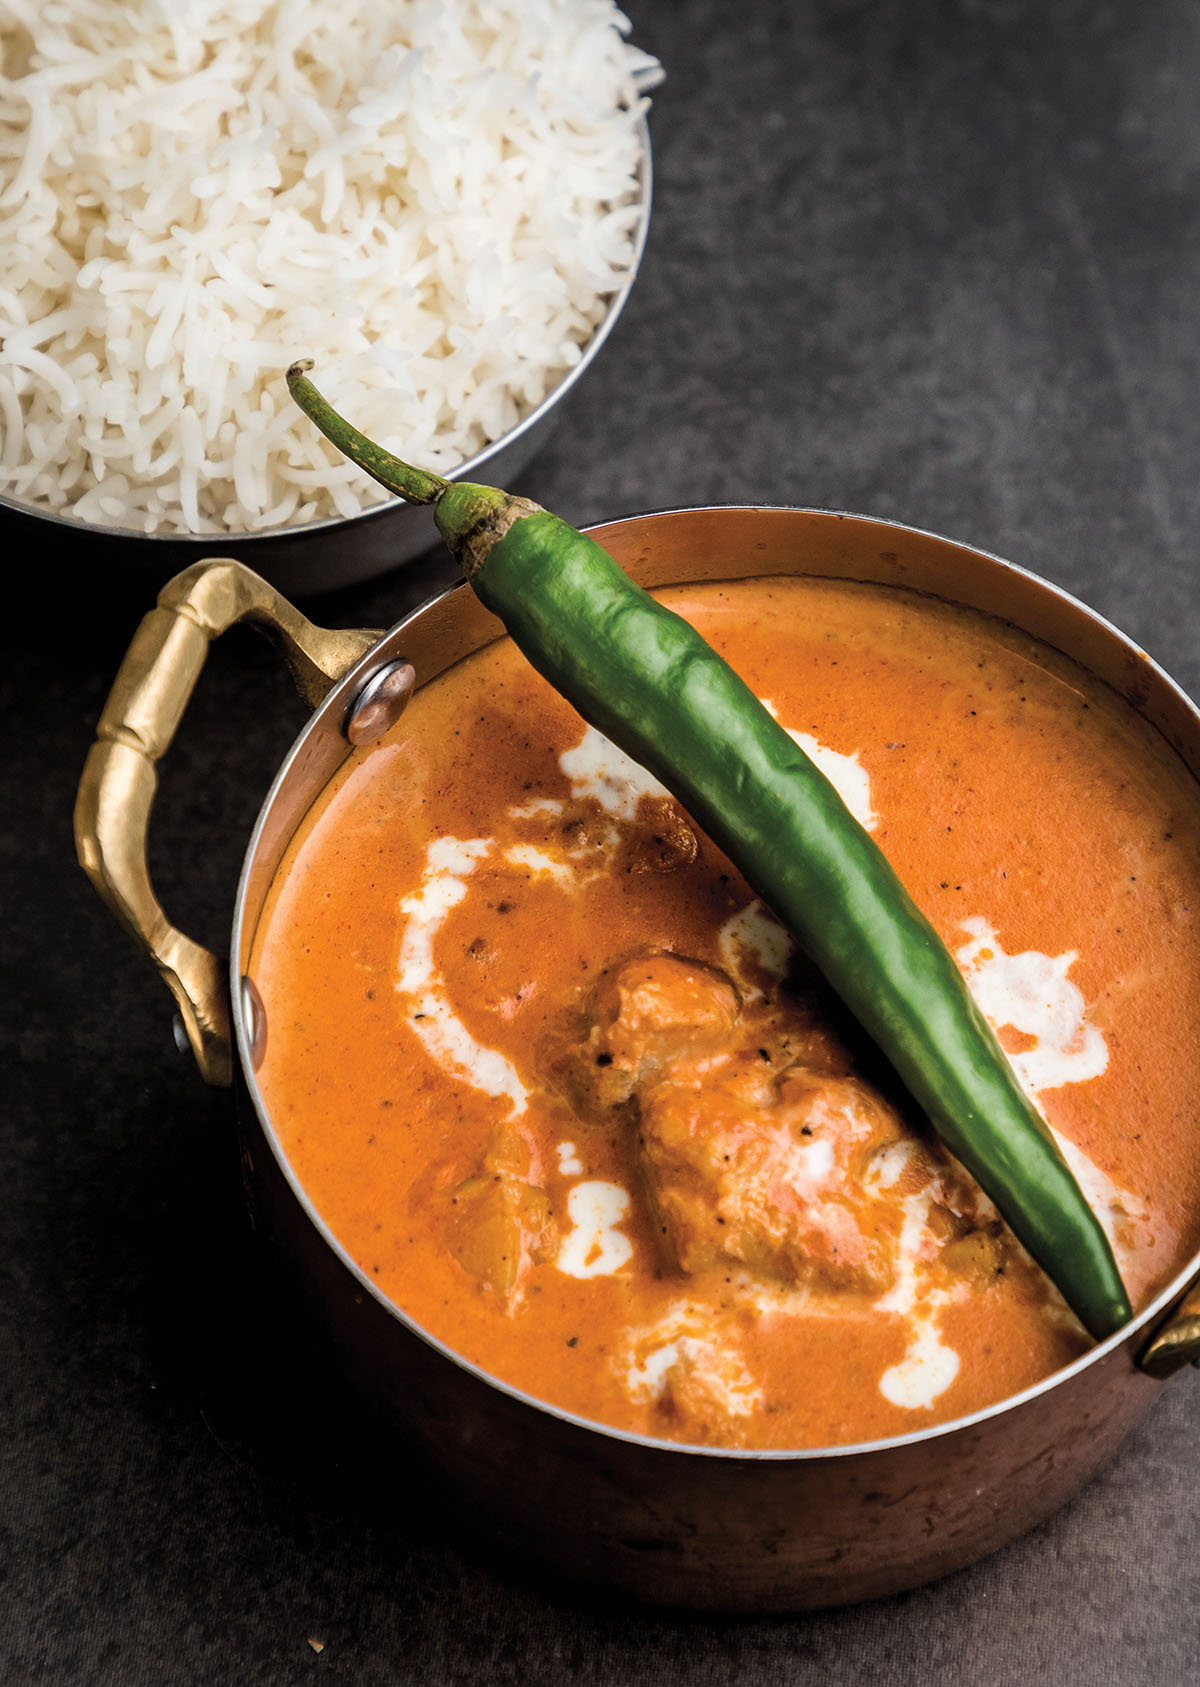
[0,117,653,599]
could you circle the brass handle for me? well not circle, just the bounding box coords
[1137,1276,1200,1378]
[74,559,381,1086]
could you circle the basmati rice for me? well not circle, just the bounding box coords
[0,0,656,533]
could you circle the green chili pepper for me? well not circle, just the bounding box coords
[286,360,1132,1342]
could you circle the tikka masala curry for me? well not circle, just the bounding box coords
[250,575,1200,1448]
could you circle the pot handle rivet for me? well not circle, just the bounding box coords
[344,659,417,746]
[241,976,268,1070]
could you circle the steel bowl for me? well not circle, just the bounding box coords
[75,505,1200,1610]
[0,116,653,599]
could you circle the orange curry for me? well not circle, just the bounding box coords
[250,577,1200,1448]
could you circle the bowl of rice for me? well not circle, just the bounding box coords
[0,1,658,594]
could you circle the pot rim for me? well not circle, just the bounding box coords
[232,501,1200,1462]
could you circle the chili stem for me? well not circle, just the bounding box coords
[286,360,449,506]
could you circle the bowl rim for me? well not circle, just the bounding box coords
[0,115,653,543]
[233,501,1200,1463]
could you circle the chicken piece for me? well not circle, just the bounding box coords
[555,950,1002,1300]
[565,953,742,1114]
[449,1123,554,1308]
[620,1305,761,1445]
[614,796,698,875]
[640,1060,910,1294]
[937,1223,1007,1283]
[556,795,697,874]
[653,1338,760,1444]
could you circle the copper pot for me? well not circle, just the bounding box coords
[75,506,1200,1611]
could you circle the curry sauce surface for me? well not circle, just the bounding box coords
[251,577,1200,1448]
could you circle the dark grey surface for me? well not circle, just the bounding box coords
[5,1,1200,1681]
